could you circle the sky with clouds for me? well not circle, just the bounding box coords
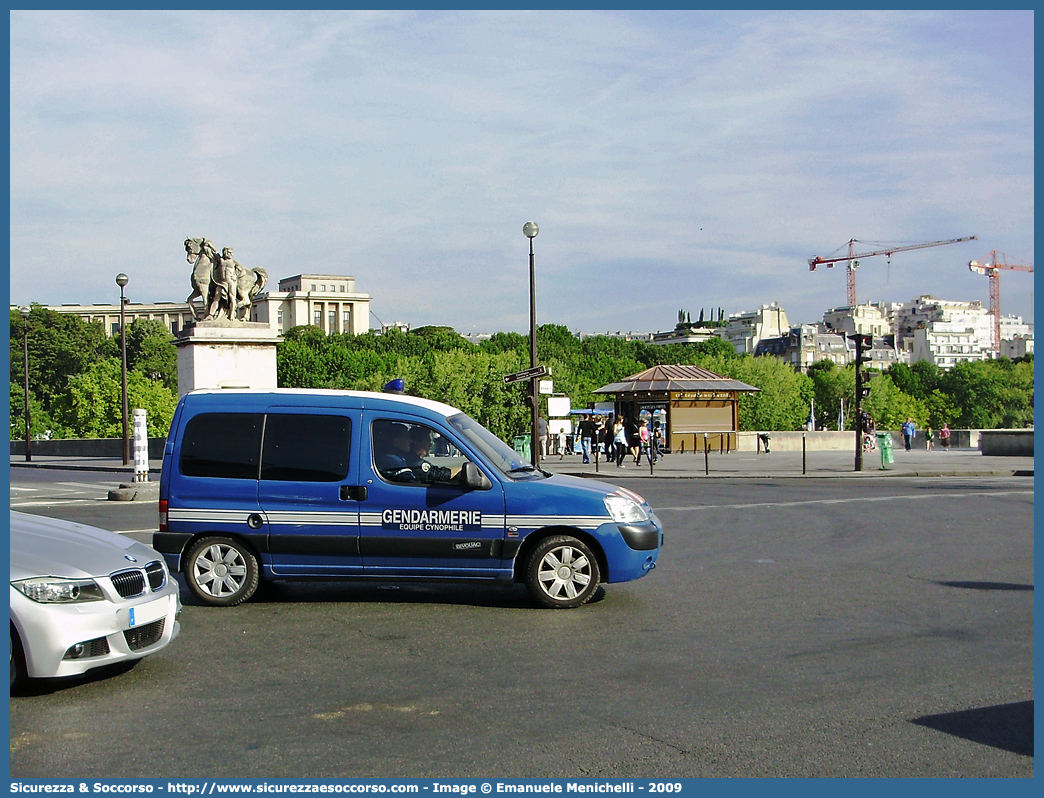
[9,9,1034,335]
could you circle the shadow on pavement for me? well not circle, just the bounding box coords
[174,573,607,610]
[934,580,1034,592]
[911,700,1034,757]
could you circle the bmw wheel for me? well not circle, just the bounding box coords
[525,535,601,609]
[184,536,259,607]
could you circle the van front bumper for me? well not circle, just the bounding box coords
[616,521,662,551]
[595,514,663,583]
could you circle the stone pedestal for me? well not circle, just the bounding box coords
[176,321,281,398]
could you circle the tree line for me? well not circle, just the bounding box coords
[9,308,1034,441]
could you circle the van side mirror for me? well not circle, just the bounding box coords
[460,461,492,490]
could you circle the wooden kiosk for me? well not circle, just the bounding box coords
[593,364,759,453]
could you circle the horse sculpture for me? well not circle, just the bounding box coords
[185,237,217,320]
[184,237,268,321]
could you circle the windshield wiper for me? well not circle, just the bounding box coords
[508,464,537,473]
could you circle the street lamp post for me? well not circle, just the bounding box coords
[116,273,130,465]
[20,307,31,462]
[523,221,540,469]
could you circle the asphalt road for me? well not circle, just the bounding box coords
[8,471,1034,778]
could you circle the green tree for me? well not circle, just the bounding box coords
[9,306,109,415]
[939,359,1034,428]
[910,360,944,397]
[887,363,924,400]
[861,374,927,430]
[806,361,856,430]
[125,319,178,390]
[9,382,65,440]
[52,358,177,438]
[923,389,960,430]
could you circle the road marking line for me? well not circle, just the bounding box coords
[9,498,133,508]
[657,489,1034,512]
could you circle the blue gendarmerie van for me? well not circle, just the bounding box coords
[155,389,663,609]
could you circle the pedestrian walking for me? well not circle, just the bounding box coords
[925,426,934,452]
[627,416,641,465]
[536,414,549,457]
[637,419,652,465]
[939,423,951,449]
[901,418,916,451]
[578,414,596,464]
[602,414,615,459]
[613,417,628,467]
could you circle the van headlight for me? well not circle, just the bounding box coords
[604,494,650,524]
[12,577,105,604]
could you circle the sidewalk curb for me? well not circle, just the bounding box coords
[556,469,1033,480]
[10,461,162,474]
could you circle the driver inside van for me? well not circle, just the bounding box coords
[375,422,416,482]
[375,421,452,484]
[408,426,452,482]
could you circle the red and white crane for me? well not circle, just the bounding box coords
[968,251,1034,354]
[809,236,978,307]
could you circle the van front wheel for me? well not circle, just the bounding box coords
[184,537,259,607]
[525,535,600,609]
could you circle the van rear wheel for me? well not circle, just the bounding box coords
[525,535,600,609]
[184,536,259,607]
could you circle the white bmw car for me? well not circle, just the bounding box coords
[10,511,181,688]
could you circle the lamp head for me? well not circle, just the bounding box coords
[19,306,30,320]
[115,273,129,288]
[522,221,539,239]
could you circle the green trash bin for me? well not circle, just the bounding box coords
[875,432,894,468]
[513,434,531,462]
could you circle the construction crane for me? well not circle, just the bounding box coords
[809,236,978,307]
[968,250,1034,354]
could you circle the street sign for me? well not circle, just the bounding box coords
[503,365,549,384]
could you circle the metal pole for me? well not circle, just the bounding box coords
[704,432,709,475]
[802,433,807,475]
[120,282,130,466]
[529,236,539,469]
[22,311,31,462]
[852,334,865,473]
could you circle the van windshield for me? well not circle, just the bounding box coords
[446,413,543,479]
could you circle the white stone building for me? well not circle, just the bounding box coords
[44,302,197,337]
[822,301,898,338]
[897,295,1033,368]
[249,274,371,336]
[716,303,790,354]
[44,273,373,339]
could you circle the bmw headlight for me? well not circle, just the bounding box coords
[12,577,105,604]
[604,493,650,524]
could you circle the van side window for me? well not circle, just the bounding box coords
[372,419,462,486]
[180,413,263,479]
[262,414,351,482]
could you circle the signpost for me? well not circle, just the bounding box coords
[503,365,549,384]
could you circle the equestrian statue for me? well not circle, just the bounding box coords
[184,237,269,322]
